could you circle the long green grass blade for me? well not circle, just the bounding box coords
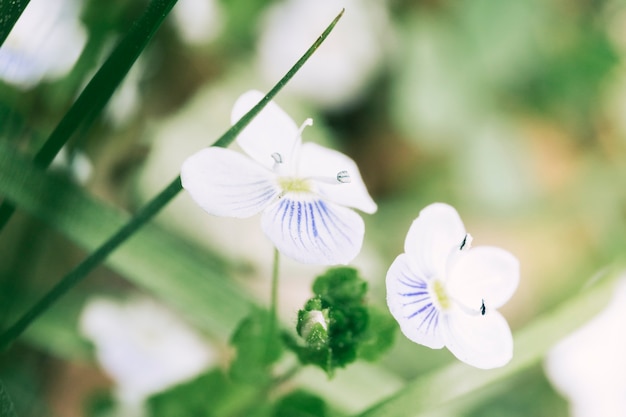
[0,0,178,232]
[0,8,345,350]
[0,0,30,47]
[0,141,251,341]
[354,272,619,417]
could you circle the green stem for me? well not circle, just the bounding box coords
[0,9,345,352]
[266,248,281,362]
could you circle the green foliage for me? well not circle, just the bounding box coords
[147,369,269,417]
[286,267,394,376]
[273,390,327,417]
[229,310,283,384]
[0,380,17,417]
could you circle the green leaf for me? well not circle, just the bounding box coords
[147,369,270,417]
[0,0,30,47]
[0,380,17,417]
[273,390,327,417]
[229,310,284,384]
[0,141,252,339]
[357,308,396,362]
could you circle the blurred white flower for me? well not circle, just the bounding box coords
[171,0,223,46]
[80,296,215,407]
[181,90,377,265]
[256,0,392,110]
[386,203,519,369]
[51,146,93,184]
[0,0,86,88]
[544,276,626,417]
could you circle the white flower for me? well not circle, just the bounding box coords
[0,0,86,88]
[386,203,519,369]
[171,0,223,46]
[544,276,626,417]
[180,90,377,265]
[79,297,215,407]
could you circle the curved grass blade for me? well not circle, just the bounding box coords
[0,141,250,340]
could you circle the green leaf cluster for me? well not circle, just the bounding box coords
[287,267,395,376]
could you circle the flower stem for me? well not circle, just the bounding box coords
[266,247,281,362]
[0,9,345,352]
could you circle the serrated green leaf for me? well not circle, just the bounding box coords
[357,308,396,362]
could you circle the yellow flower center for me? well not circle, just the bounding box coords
[278,177,312,193]
[432,280,451,310]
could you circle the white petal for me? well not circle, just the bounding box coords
[181,147,280,218]
[231,90,300,171]
[404,203,466,280]
[261,196,364,265]
[299,142,377,213]
[442,308,513,369]
[386,254,444,349]
[447,247,519,311]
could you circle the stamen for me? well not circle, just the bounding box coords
[460,233,473,250]
[336,170,351,183]
[480,299,486,316]
[271,152,283,164]
[298,118,314,134]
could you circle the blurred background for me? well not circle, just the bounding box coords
[1,0,625,416]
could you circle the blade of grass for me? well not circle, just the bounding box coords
[0,9,345,351]
[353,270,620,417]
[0,0,178,232]
[0,140,251,339]
[0,0,30,47]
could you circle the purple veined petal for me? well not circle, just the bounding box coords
[447,246,519,311]
[261,196,364,265]
[441,308,513,369]
[230,90,300,172]
[298,142,377,214]
[181,147,280,218]
[404,203,467,281]
[386,253,445,349]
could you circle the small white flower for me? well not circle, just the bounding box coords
[181,90,377,265]
[386,203,519,369]
[544,276,626,417]
[79,297,215,407]
[0,0,86,88]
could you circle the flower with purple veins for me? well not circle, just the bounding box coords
[181,90,377,265]
[386,203,519,369]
